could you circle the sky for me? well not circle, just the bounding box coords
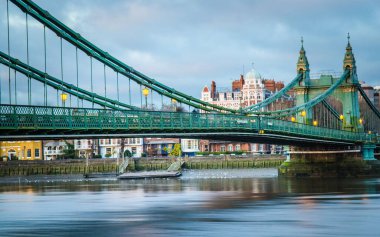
[0,0,380,107]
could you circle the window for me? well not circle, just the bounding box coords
[77,140,81,146]
[187,140,192,149]
[132,147,137,154]
[35,149,40,157]
[228,145,233,151]
[204,145,209,152]
[27,149,31,158]
[221,146,226,152]
[235,145,240,151]
[106,148,112,154]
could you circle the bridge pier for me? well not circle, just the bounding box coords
[362,144,376,160]
[279,146,380,177]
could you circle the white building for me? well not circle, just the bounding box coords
[181,139,199,156]
[74,139,98,158]
[123,138,144,157]
[202,68,267,110]
[44,141,68,160]
[99,138,143,158]
[200,67,287,154]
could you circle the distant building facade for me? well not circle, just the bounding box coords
[200,67,292,154]
[0,141,43,160]
[181,139,200,156]
[74,139,98,158]
[44,140,68,160]
[98,138,144,158]
[122,138,144,157]
[144,138,179,157]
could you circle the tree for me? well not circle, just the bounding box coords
[169,143,182,157]
[63,141,76,159]
[124,149,132,158]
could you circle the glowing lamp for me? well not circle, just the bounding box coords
[142,87,149,97]
[60,93,68,102]
[312,120,318,126]
[291,117,296,122]
[300,110,306,117]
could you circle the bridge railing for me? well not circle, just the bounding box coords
[0,104,377,144]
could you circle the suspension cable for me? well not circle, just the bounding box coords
[43,25,47,106]
[103,64,107,102]
[60,37,63,106]
[90,56,93,108]
[7,0,11,104]
[116,71,119,107]
[14,69,17,104]
[26,12,31,105]
[76,47,79,107]
[128,78,131,105]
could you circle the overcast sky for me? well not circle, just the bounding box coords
[1,0,379,106]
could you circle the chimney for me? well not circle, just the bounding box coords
[211,81,216,99]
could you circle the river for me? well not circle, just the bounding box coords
[0,168,379,237]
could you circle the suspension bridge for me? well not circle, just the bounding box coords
[0,0,379,162]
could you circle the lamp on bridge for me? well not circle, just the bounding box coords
[339,114,344,120]
[312,120,318,126]
[142,87,149,109]
[60,93,68,107]
[300,110,306,117]
[291,117,296,122]
[359,118,363,125]
[171,98,177,111]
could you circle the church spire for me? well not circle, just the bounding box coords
[296,36,310,74]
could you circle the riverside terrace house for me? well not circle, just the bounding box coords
[200,67,294,154]
[99,138,144,158]
[144,138,180,157]
[0,141,43,160]
[74,139,99,158]
[43,140,69,160]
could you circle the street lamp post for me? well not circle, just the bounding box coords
[142,87,149,109]
[171,98,177,111]
[60,93,68,107]
[339,114,344,129]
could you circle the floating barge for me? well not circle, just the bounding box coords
[117,171,182,179]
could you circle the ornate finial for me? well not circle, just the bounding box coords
[251,62,254,69]
[301,36,304,47]
[347,32,350,43]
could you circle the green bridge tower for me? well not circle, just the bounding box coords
[294,35,362,132]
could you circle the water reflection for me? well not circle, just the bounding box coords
[1,169,380,237]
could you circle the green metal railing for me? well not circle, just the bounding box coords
[0,104,377,144]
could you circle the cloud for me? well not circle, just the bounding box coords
[1,0,379,105]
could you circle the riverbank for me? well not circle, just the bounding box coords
[0,155,285,177]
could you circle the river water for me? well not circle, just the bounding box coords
[1,168,380,237]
